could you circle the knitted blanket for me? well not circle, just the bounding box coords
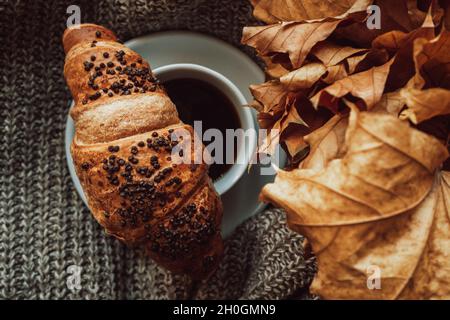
[0,0,315,299]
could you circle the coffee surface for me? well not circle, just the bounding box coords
[164,78,241,181]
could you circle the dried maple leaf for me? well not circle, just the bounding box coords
[279,104,333,161]
[250,0,372,23]
[243,0,450,300]
[261,108,450,299]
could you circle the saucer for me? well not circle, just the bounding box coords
[65,31,286,237]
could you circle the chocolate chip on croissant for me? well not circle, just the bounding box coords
[63,24,223,279]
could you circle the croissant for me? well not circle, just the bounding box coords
[63,24,224,279]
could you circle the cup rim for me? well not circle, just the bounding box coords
[153,63,257,195]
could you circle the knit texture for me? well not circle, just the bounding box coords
[0,0,316,299]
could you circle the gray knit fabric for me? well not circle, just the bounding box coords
[0,0,315,299]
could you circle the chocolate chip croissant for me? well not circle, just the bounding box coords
[63,24,223,279]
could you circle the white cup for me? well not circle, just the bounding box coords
[153,63,257,195]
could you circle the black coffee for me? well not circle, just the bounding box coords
[164,78,241,181]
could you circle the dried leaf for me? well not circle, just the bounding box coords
[258,117,282,155]
[262,108,449,226]
[390,29,450,125]
[371,90,406,115]
[380,0,431,31]
[249,80,287,115]
[242,1,370,69]
[261,108,450,299]
[400,87,450,123]
[280,62,327,91]
[334,0,442,47]
[346,48,389,74]
[409,29,450,89]
[405,0,430,28]
[281,100,309,128]
[322,64,349,84]
[319,48,389,84]
[282,126,310,160]
[444,0,450,29]
[261,56,290,78]
[372,15,436,90]
[242,20,341,69]
[310,42,370,83]
[311,42,368,67]
[299,115,348,170]
[416,115,450,167]
[250,0,372,23]
[245,0,450,300]
[311,58,394,111]
[256,94,304,155]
